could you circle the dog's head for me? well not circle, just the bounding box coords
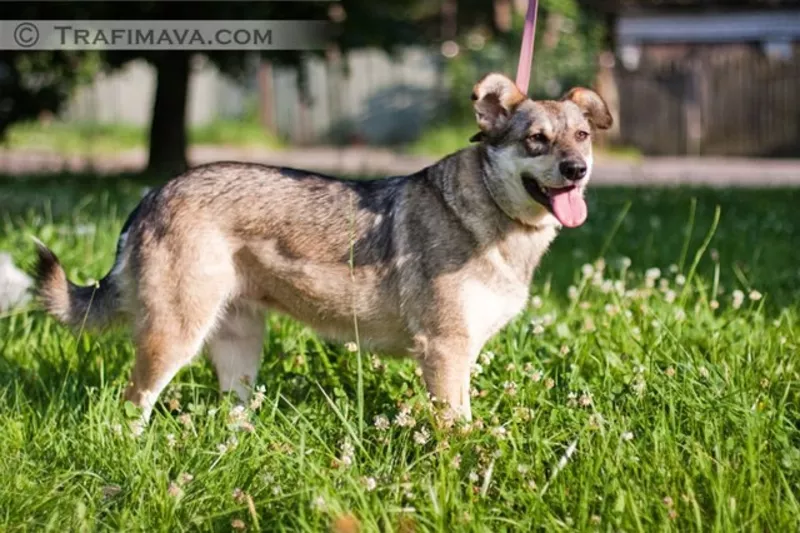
[470,73,612,228]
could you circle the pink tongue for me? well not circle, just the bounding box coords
[550,187,587,228]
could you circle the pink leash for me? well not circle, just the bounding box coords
[515,0,539,95]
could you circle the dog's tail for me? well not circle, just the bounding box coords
[32,238,121,331]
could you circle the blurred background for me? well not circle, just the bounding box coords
[1,0,797,179]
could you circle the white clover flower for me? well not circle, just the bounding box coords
[594,257,606,271]
[531,296,543,308]
[491,426,508,440]
[339,440,355,467]
[674,309,686,321]
[601,280,613,293]
[168,481,183,498]
[166,433,177,448]
[374,414,390,431]
[311,496,327,511]
[228,405,247,422]
[470,363,483,376]
[503,381,518,396]
[479,351,495,365]
[621,431,634,441]
[581,264,594,278]
[468,471,479,483]
[362,476,377,491]
[413,427,430,445]
[698,367,710,379]
[567,392,578,407]
[732,290,745,309]
[588,412,604,429]
[645,267,661,280]
[345,341,358,352]
[514,407,534,421]
[631,376,646,396]
[675,274,686,286]
[579,393,593,407]
[532,325,545,335]
[249,385,267,411]
[620,257,632,269]
[664,290,677,303]
[669,264,679,273]
[568,285,579,300]
[748,290,762,301]
[710,300,719,310]
[129,420,145,439]
[394,405,416,428]
[604,304,619,316]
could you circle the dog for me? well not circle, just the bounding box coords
[33,73,612,422]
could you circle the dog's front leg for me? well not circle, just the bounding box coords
[417,336,474,421]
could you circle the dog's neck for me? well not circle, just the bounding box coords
[424,145,555,245]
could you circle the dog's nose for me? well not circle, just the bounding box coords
[559,160,587,181]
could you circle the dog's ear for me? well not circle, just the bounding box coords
[471,73,526,138]
[562,87,613,130]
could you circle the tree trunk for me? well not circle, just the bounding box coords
[147,52,191,175]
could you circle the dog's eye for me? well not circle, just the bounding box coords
[528,133,548,144]
[575,130,590,141]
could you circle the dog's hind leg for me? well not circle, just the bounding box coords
[206,303,265,402]
[123,235,235,422]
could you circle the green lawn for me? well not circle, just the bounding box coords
[1,174,798,531]
[4,120,285,155]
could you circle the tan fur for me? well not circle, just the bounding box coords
[34,73,612,422]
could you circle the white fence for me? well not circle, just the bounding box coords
[63,47,446,145]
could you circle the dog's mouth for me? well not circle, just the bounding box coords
[521,173,587,228]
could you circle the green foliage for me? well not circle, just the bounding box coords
[442,0,605,124]
[1,175,799,530]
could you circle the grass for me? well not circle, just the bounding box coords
[1,173,799,531]
[4,120,285,155]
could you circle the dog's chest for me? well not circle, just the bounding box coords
[460,231,554,353]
